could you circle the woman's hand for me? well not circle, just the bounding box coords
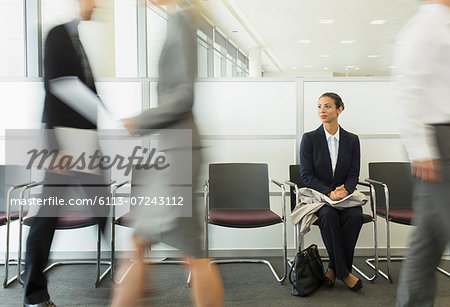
[328,190,340,201]
[334,185,349,199]
[328,185,348,201]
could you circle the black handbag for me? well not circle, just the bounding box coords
[289,244,325,296]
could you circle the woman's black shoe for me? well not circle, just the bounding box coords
[324,276,335,288]
[343,278,363,292]
[324,269,335,288]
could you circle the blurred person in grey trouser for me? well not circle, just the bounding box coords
[110,1,223,306]
[392,1,450,306]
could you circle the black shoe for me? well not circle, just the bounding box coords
[23,299,56,307]
[343,278,363,292]
[324,276,335,288]
[324,269,335,288]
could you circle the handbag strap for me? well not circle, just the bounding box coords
[288,256,297,285]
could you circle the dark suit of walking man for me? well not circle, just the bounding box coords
[22,1,108,306]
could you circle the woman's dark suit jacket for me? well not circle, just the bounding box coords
[300,125,360,196]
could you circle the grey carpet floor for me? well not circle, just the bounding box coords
[1,257,449,307]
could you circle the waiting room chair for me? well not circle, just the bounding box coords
[15,177,115,288]
[1,165,34,287]
[365,162,449,282]
[285,164,379,282]
[204,163,287,284]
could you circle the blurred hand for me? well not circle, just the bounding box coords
[411,159,442,182]
[121,117,137,133]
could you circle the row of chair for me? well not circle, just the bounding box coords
[2,162,449,289]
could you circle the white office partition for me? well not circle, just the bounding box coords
[303,80,398,134]
[0,81,44,164]
[198,139,296,191]
[0,81,45,134]
[194,80,297,135]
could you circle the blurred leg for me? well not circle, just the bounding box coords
[397,179,449,307]
[23,217,58,304]
[188,258,224,307]
[111,234,150,307]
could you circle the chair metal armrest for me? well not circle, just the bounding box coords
[270,179,283,188]
[364,178,390,213]
[12,181,35,190]
[203,180,209,195]
[112,180,131,195]
[6,181,36,220]
[284,181,300,210]
[364,178,384,187]
[283,181,297,188]
[203,179,209,216]
[107,180,116,186]
[270,180,286,222]
[111,180,131,218]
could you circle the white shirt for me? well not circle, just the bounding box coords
[392,4,450,161]
[324,126,340,175]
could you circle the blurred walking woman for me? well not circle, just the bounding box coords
[111,1,223,306]
[299,92,363,291]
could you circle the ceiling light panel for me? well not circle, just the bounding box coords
[370,20,386,25]
[319,19,335,24]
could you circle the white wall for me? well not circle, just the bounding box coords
[1,77,438,260]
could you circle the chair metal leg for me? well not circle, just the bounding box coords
[385,219,393,282]
[365,256,450,281]
[111,219,116,282]
[3,188,13,288]
[437,266,450,277]
[17,208,25,285]
[206,222,288,284]
[16,221,111,287]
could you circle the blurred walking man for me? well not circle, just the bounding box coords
[392,1,450,306]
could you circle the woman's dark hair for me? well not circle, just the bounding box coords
[319,92,344,110]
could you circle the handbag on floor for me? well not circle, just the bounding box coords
[289,244,325,296]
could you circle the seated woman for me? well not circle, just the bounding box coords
[300,92,363,291]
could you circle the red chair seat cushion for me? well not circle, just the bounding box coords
[116,212,134,227]
[24,213,97,229]
[376,208,413,225]
[0,211,20,225]
[362,213,373,224]
[209,209,282,228]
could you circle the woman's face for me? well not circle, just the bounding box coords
[317,96,342,124]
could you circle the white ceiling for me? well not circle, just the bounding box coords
[201,0,420,76]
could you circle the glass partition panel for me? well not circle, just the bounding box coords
[0,0,25,77]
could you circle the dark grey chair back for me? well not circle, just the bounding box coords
[209,163,270,210]
[368,162,413,209]
[0,165,31,212]
[288,165,305,212]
